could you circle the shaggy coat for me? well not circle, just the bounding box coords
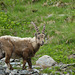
[0,22,45,70]
[0,35,40,70]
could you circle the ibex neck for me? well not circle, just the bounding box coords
[31,37,40,53]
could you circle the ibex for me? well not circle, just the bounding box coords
[0,22,45,70]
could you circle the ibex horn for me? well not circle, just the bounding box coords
[31,22,40,34]
[42,24,45,34]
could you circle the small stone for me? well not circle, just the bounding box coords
[66,73,70,75]
[0,70,5,74]
[10,70,18,75]
[1,57,5,61]
[0,66,3,70]
[43,73,48,75]
[47,14,53,18]
[15,59,20,62]
[68,54,75,59]
[32,72,39,75]
[19,70,29,74]
[10,59,14,62]
[5,68,11,73]
[59,62,64,67]
[33,69,39,73]
[10,62,20,65]
[3,63,7,68]
[32,65,40,68]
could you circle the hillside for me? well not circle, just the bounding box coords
[0,0,75,74]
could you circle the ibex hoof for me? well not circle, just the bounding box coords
[27,68,33,71]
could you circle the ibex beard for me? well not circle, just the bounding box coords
[0,22,45,70]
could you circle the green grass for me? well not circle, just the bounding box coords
[0,0,75,67]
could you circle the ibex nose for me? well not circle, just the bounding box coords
[41,41,44,46]
[42,41,44,44]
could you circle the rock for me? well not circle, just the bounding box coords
[43,73,48,75]
[47,14,53,18]
[66,73,70,75]
[36,55,56,68]
[10,59,14,62]
[10,62,20,65]
[15,59,19,62]
[10,70,18,75]
[1,57,5,61]
[0,66,5,75]
[0,70,5,75]
[19,70,29,74]
[33,69,39,73]
[32,65,40,68]
[3,63,7,68]
[5,68,11,73]
[68,54,75,59]
[29,70,39,75]
[0,66,3,70]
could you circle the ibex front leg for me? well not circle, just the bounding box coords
[5,54,13,70]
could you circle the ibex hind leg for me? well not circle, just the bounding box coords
[5,53,13,70]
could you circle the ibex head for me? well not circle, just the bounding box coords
[31,22,46,46]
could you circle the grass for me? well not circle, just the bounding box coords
[0,0,75,73]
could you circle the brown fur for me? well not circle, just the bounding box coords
[0,36,40,70]
[0,22,45,70]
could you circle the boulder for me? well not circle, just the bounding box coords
[36,55,56,68]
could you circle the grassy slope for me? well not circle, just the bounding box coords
[0,0,75,65]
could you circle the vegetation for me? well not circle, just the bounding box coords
[0,0,75,74]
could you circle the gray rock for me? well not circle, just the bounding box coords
[0,66,5,75]
[10,59,14,62]
[33,69,39,73]
[5,68,11,73]
[47,14,53,18]
[3,63,7,68]
[19,70,29,74]
[0,66,3,70]
[1,57,5,61]
[36,55,56,68]
[66,73,70,75]
[32,65,40,68]
[32,73,39,75]
[0,70,5,74]
[10,62,20,65]
[15,59,20,62]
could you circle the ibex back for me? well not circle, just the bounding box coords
[0,22,46,70]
